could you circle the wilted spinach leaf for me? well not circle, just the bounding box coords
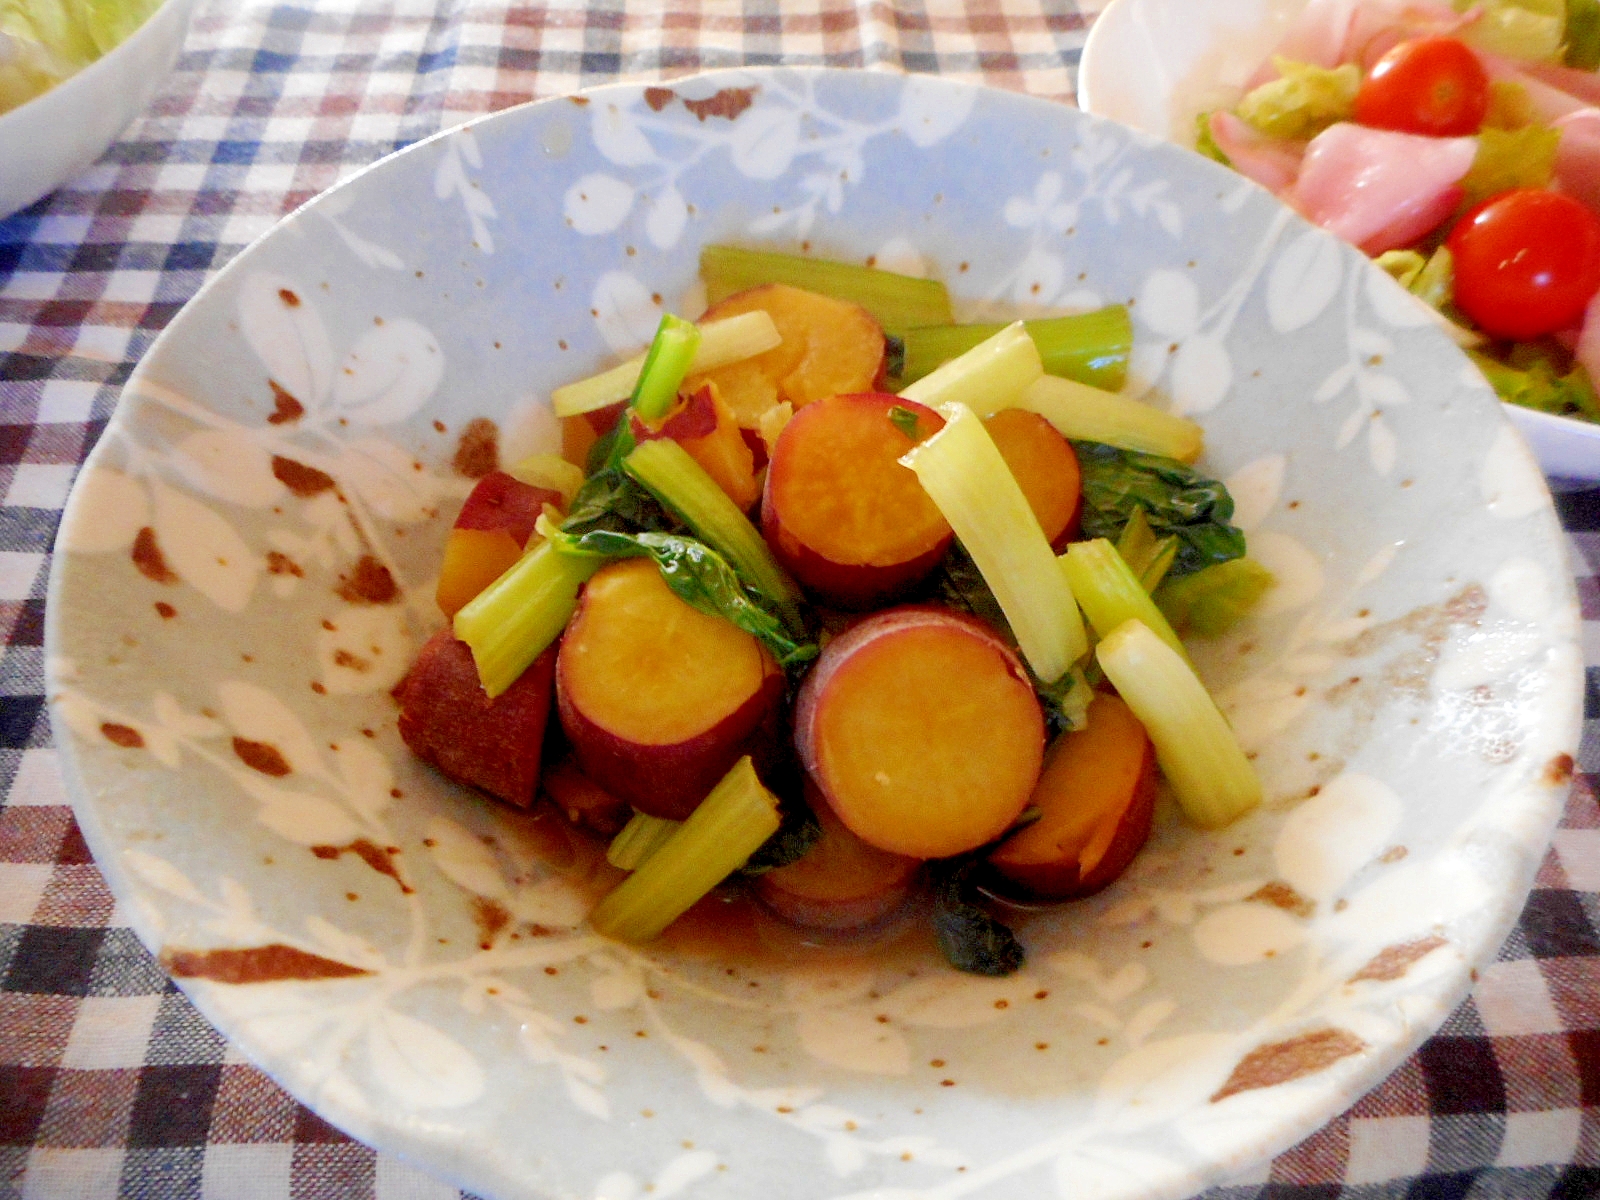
[740,800,822,875]
[1074,441,1246,576]
[929,859,1025,977]
[561,467,677,540]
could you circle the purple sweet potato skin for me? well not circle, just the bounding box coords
[395,629,556,808]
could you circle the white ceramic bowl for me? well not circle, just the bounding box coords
[1078,0,1600,486]
[0,0,196,220]
[47,67,1582,1200]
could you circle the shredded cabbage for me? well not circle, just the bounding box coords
[0,0,162,115]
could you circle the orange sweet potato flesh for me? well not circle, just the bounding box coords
[988,692,1157,900]
[631,384,760,511]
[436,529,523,619]
[762,393,953,609]
[689,283,886,428]
[395,629,557,809]
[556,558,784,820]
[754,783,922,931]
[541,758,632,838]
[983,408,1083,550]
[794,605,1045,859]
[435,471,563,617]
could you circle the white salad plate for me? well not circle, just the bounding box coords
[1078,0,1600,487]
[46,66,1582,1200]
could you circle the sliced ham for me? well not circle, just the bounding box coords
[1346,1,1478,68]
[1480,51,1592,124]
[1207,110,1306,194]
[1291,122,1477,254]
[1555,109,1600,217]
[1245,0,1470,87]
[1518,58,1600,108]
[1573,287,1600,388]
[1248,0,1361,84]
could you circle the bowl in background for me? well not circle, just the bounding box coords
[45,67,1583,1200]
[0,0,197,221]
[1078,0,1600,486]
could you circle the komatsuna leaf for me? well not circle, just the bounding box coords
[551,527,818,667]
[1074,441,1247,576]
[929,859,1025,977]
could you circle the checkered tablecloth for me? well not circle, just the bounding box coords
[1,2,1597,1198]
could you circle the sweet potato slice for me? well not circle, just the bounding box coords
[435,471,563,617]
[688,283,886,428]
[988,692,1157,899]
[754,783,922,931]
[630,384,760,511]
[794,605,1045,859]
[557,558,784,820]
[983,408,1083,550]
[762,393,953,609]
[395,629,557,808]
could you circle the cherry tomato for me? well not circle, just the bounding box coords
[1354,36,1489,137]
[1446,190,1600,340]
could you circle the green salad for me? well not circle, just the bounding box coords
[0,0,164,115]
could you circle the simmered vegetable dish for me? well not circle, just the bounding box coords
[394,246,1273,975]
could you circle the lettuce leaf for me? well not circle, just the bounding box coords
[1462,125,1560,206]
[1234,58,1360,141]
[1470,348,1600,421]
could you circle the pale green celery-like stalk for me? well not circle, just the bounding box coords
[630,314,703,421]
[590,757,780,942]
[623,438,805,633]
[699,244,954,330]
[896,321,1043,416]
[505,453,585,506]
[901,402,1087,682]
[452,540,599,698]
[1115,507,1179,593]
[549,311,780,417]
[1060,539,1191,662]
[1095,618,1260,828]
[1010,374,1204,462]
[895,307,1131,392]
[605,812,683,871]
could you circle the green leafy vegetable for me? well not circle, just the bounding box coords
[1568,0,1600,69]
[1114,506,1179,593]
[739,797,822,875]
[1235,58,1361,141]
[1462,125,1560,207]
[1470,348,1600,420]
[888,405,925,441]
[548,526,818,668]
[1484,79,1538,129]
[0,0,161,114]
[561,460,676,539]
[929,860,1025,977]
[1194,111,1230,165]
[1032,662,1095,736]
[1074,442,1247,577]
[1457,0,1564,62]
[1156,557,1276,637]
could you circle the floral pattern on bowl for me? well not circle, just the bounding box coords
[45,66,1582,1200]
